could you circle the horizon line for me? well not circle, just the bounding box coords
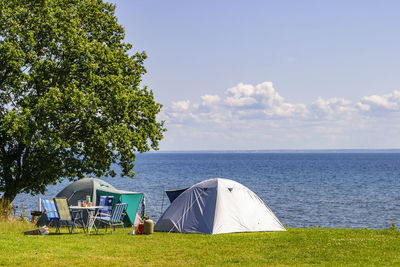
[149,148,400,153]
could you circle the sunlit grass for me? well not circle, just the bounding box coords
[1,221,400,266]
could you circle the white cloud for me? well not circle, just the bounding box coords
[223,82,308,118]
[310,97,355,119]
[226,83,255,97]
[201,94,220,106]
[160,82,400,150]
[225,95,258,107]
[358,90,400,113]
[254,81,284,108]
[224,83,257,107]
[171,100,190,111]
[356,102,370,111]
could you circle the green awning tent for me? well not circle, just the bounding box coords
[37,178,143,227]
[96,189,143,226]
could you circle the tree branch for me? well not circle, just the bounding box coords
[0,69,9,88]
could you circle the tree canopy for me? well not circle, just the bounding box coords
[0,0,165,204]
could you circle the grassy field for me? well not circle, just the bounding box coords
[1,222,400,266]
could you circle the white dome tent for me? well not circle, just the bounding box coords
[155,178,286,234]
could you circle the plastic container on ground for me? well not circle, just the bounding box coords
[144,219,154,235]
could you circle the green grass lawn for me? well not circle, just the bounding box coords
[1,221,400,266]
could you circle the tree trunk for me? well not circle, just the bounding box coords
[0,190,17,208]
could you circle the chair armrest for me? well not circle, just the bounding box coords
[98,213,111,217]
[44,210,57,214]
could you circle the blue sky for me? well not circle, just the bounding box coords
[111,0,400,150]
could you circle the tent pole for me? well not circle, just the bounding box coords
[160,191,165,217]
[141,195,146,218]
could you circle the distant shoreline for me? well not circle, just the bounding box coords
[150,149,400,154]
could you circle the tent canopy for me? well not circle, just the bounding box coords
[155,178,285,234]
[56,178,117,206]
[47,178,143,226]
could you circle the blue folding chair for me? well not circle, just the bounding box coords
[41,199,59,227]
[95,203,127,234]
[98,195,114,220]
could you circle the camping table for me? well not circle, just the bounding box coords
[69,206,107,233]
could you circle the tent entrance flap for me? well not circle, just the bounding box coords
[165,188,189,203]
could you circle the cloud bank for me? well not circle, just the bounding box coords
[160,82,400,150]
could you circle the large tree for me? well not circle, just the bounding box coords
[0,0,165,205]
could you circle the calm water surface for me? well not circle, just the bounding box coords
[13,153,400,229]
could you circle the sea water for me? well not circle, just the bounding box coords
[12,152,400,229]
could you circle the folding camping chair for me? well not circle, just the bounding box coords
[95,203,127,234]
[97,195,114,220]
[41,199,59,227]
[53,197,75,234]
